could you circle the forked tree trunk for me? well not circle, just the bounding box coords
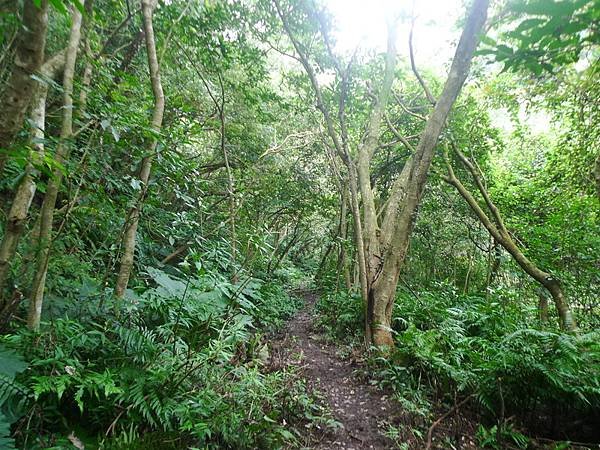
[114,0,165,298]
[27,4,85,329]
[0,0,48,175]
[0,52,65,311]
[368,0,489,347]
[276,0,489,348]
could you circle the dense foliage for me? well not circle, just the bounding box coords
[0,0,598,448]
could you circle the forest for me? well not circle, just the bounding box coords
[0,0,598,448]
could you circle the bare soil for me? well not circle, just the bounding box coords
[269,291,399,449]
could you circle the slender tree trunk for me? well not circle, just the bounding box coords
[538,288,549,323]
[114,0,165,298]
[0,0,48,175]
[443,144,577,331]
[486,238,501,289]
[217,75,237,279]
[336,187,352,291]
[347,163,371,342]
[315,239,336,281]
[463,254,473,294]
[27,4,85,329]
[270,219,302,274]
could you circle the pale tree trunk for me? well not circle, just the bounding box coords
[0,52,65,311]
[114,0,165,298]
[0,0,48,175]
[368,0,489,347]
[276,0,489,348]
[27,5,85,329]
[355,28,398,345]
[443,144,577,331]
[336,188,352,291]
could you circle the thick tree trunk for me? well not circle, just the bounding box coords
[357,26,397,286]
[0,0,48,175]
[0,89,46,308]
[276,0,488,348]
[114,0,164,298]
[27,5,85,329]
[367,0,489,347]
[0,51,66,309]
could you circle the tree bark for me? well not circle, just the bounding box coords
[369,0,489,347]
[443,144,577,331]
[27,4,85,329]
[336,187,352,291]
[0,0,48,175]
[114,0,165,299]
[0,51,65,310]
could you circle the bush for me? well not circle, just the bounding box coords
[317,283,600,444]
[0,267,322,449]
[315,290,363,341]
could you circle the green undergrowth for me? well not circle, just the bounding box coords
[0,266,331,449]
[316,283,600,448]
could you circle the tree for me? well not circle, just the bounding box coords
[0,0,49,175]
[275,0,489,347]
[27,2,85,329]
[0,51,65,312]
[114,0,165,299]
[442,142,577,330]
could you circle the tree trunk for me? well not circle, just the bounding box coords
[368,0,489,347]
[276,0,488,348]
[217,75,237,279]
[486,239,501,289]
[538,288,549,323]
[336,187,352,291]
[0,0,48,175]
[443,144,577,331]
[0,51,65,310]
[27,4,85,329]
[594,153,600,202]
[114,0,165,299]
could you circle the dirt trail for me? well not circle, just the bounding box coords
[269,291,398,449]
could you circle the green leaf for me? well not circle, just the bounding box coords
[48,0,68,15]
[0,346,27,379]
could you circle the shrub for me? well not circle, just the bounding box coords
[0,267,323,449]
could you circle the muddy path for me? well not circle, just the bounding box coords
[269,291,398,449]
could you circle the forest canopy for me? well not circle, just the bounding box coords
[0,0,598,448]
